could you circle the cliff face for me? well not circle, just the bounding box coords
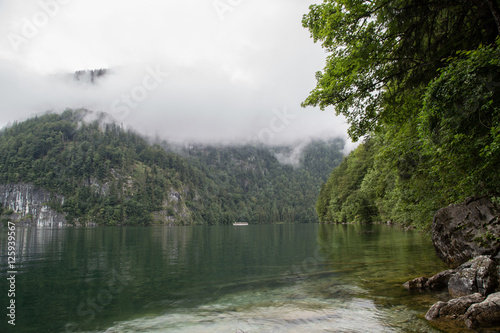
[0,184,68,227]
[0,183,195,227]
[152,187,194,225]
[431,196,500,268]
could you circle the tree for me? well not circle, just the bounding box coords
[418,43,500,200]
[301,0,499,141]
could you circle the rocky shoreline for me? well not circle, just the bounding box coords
[404,196,500,329]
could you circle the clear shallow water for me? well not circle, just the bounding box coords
[1,224,456,332]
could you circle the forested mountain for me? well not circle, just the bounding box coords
[305,0,500,228]
[174,139,344,224]
[0,109,344,226]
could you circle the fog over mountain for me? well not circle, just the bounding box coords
[0,0,355,149]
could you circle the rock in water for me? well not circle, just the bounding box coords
[425,293,485,320]
[403,270,454,291]
[426,269,455,291]
[431,197,500,268]
[447,255,498,297]
[465,292,500,328]
[402,276,428,291]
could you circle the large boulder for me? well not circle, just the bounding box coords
[448,256,498,297]
[431,196,500,268]
[464,292,500,328]
[425,293,485,320]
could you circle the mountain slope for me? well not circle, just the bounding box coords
[176,139,344,223]
[0,110,344,225]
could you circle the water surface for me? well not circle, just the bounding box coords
[1,224,456,332]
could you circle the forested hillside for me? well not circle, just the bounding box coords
[0,110,344,225]
[176,139,344,224]
[305,0,500,228]
[0,110,205,225]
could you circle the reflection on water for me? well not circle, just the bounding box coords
[1,224,454,332]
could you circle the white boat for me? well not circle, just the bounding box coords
[233,222,249,226]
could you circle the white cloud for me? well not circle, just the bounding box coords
[0,0,352,146]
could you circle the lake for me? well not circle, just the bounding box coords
[1,223,453,332]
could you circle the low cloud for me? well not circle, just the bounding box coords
[0,0,353,148]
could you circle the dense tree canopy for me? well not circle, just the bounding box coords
[308,0,500,227]
[302,0,499,140]
[419,45,500,201]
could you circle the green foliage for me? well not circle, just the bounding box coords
[308,1,500,228]
[318,129,450,227]
[302,0,498,140]
[317,139,378,223]
[418,43,500,201]
[300,139,344,182]
[180,139,344,224]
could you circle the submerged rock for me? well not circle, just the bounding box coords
[431,196,500,268]
[425,293,485,320]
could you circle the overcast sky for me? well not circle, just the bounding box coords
[0,0,353,147]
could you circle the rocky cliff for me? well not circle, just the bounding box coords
[0,184,68,227]
[431,196,500,267]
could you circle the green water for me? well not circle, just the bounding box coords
[1,224,457,332]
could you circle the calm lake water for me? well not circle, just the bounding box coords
[1,224,456,333]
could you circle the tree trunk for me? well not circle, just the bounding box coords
[485,0,500,35]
